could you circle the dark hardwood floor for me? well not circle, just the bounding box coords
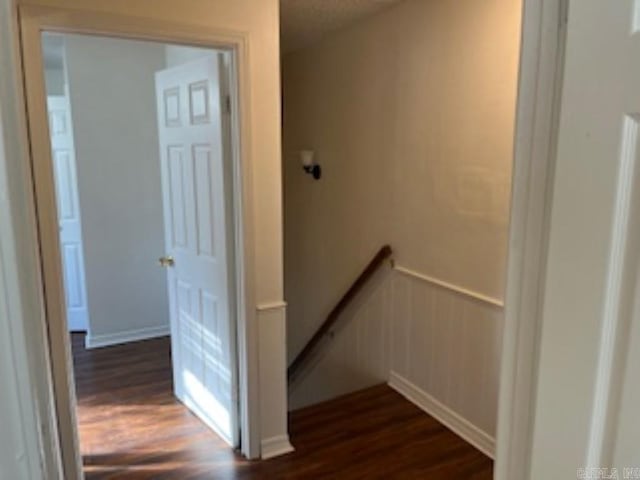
[71,333,493,479]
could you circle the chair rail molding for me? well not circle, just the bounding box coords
[393,265,504,308]
[257,300,288,312]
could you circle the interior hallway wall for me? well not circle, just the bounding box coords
[44,67,65,95]
[165,45,215,67]
[65,34,170,346]
[3,0,287,470]
[284,0,521,452]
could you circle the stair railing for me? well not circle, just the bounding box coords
[287,245,393,382]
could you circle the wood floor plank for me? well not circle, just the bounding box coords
[71,333,493,479]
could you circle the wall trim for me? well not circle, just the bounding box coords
[257,300,287,312]
[394,265,504,308]
[85,324,170,349]
[388,371,495,459]
[260,434,294,460]
[494,1,567,479]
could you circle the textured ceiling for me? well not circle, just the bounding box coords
[280,0,404,53]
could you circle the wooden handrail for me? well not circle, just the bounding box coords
[288,245,393,381]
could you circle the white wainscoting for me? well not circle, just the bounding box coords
[390,266,504,442]
[289,265,504,454]
[257,302,294,459]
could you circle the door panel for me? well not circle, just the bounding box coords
[167,145,188,249]
[62,244,84,308]
[47,96,90,332]
[530,0,640,476]
[193,145,216,257]
[155,55,239,447]
[52,150,76,220]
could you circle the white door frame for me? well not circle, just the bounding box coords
[0,0,571,479]
[16,5,259,479]
[495,1,567,479]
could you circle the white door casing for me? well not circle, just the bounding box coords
[155,55,239,447]
[47,95,90,333]
[530,0,640,477]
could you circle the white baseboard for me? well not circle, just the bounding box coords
[388,371,495,459]
[261,434,294,460]
[85,325,170,349]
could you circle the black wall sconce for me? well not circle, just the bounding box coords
[300,150,321,180]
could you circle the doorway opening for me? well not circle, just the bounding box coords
[41,31,244,476]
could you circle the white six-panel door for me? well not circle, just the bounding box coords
[155,55,239,447]
[47,95,90,332]
[530,1,640,477]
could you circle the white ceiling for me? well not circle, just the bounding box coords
[280,0,404,53]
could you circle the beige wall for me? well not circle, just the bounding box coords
[284,0,520,444]
[283,0,519,362]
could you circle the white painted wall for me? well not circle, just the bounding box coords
[165,44,215,68]
[44,67,65,95]
[284,0,521,451]
[64,34,170,345]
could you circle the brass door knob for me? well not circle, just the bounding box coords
[158,255,175,267]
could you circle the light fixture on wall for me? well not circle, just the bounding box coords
[300,150,321,180]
